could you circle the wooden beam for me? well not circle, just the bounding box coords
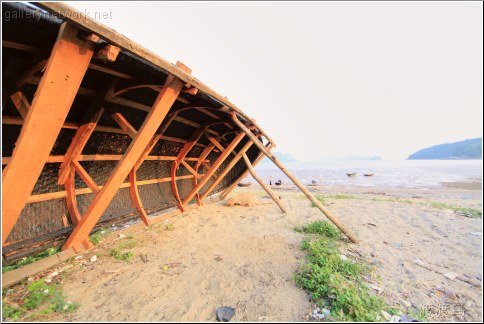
[2,155,206,165]
[9,91,30,119]
[199,139,254,201]
[129,169,149,225]
[2,23,98,244]
[181,160,201,178]
[95,44,120,62]
[181,132,245,207]
[58,81,116,185]
[207,136,226,152]
[232,112,358,243]
[62,63,189,252]
[242,153,287,214]
[65,169,81,225]
[171,126,208,211]
[220,144,271,199]
[107,106,137,138]
[72,160,100,195]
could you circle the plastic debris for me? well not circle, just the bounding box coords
[216,306,236,322]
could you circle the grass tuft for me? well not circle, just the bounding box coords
[2,247,60,274]
[295,220,340,239]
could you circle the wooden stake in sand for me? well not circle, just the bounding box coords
[232,112,358,243]
[242,153,287,214]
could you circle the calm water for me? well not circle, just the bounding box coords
[245,160,483,189]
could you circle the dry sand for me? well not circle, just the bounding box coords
[38,182,483,322]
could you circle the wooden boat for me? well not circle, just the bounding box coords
[237,182,252,187]
[275,180,282,185]
[364,173,375,177]
[346,173,357,177]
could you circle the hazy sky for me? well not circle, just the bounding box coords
[66,1,483,160]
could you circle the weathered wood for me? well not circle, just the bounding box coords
[107,107,137,138]
[65,168,81,225]
[220,144,271,199]
[2,23,98,244]
[231,113,358,243]
[9,91,30,119]
[199,139,253,201]
[171,126,208,211]
[58,81,116,185]
[207,136,225,152]
[72,160,100,195]
[242,153,287,214]
[182,132,245,207]
[129,169,149,225]
[62,64,189,251]
[193,143,217,204]
[95,44,120,62]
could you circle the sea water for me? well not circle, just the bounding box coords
[246,160,483,189]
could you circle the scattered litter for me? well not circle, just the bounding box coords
[46,271,59,279]
[216,306,236,322]
[90,255,97,263]
[444,272,458,281]
[310,308,330,320]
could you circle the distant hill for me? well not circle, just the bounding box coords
[408,138,482,160]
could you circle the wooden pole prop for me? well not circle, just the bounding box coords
[241,153,287,214]
[231,113,358,243]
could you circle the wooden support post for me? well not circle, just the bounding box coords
[9,91,30,119]
[181,132,245,207]
[62,65,189,251]
[220,143,271,199]
[58,81,117,185]
[242,153,287,214]
[129,168,149,225]
[107,107,137,138]
[2,23,98,244]
[231,112,358,243]
[193,143,217,205]
[171,126,208,211]
[199,139,254,201]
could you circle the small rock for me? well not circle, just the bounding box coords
[340,254,348,261]
[139,254,148,263]
[444,272,458,280]
[463,300,473,311]
[413,258,424,266]
[74,255,83,260]
[47,271,59,279]
[216,306,236,322]
[398,315,419,322]
[370,284,384,293]
[444,289,458,299]
[90,255,97,263]
[381,310,392,321]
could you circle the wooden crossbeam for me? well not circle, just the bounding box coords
[199,139,254,201]
[62,64,189,252]
[72,160,100,195]
[2,23,98,244]
[207,136,226,152]
[65,169,81,225]
[107,107,137,138]
[2,155,206,165]
[181,132,245,207]
[9,91,30,119]
[58,81,116,185]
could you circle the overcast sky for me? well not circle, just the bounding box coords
[66,1,483,160]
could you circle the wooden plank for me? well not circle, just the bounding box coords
[220,144,271,199]
[72,160,100,195]
[107,107,138,138]
[207,136,226,152]
[199,139,253,201]
[65,169,81,225]
[181,132,245,207]
[129,169,149,225]
[2,23,98,244]
[242,153,287,214]
[9,91,30,119]
[58,81,116,185]
[62,63,189,251]
[231,112,358,243]
[181,160,201,178]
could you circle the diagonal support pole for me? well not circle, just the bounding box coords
[231,112,358,243]
[63,65,189,252]
[2,23,98,244]
[242,153,287,214]
[181,132,245,207]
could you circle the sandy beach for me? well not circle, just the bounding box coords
[16,179,476,322]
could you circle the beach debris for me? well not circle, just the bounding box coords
[444,272,458,281]
[310,308,330,320]
[413,258,424,266]
[139,253,149,263]
[90,255,97,263]
[369,284,384,294]
[74,255,83,260]
[44,270,59,283]
[216,306,236,322]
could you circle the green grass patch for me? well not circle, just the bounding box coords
[108,236,137,262]
[165,223,175,231]
[89,227,111,245]
[295,220,340,239]
[294,220,389,321]
[423,202,482,218]
[108,249,134,262]
[310,195,327,207]
[2,247,60,274]
[2,279,78,321]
